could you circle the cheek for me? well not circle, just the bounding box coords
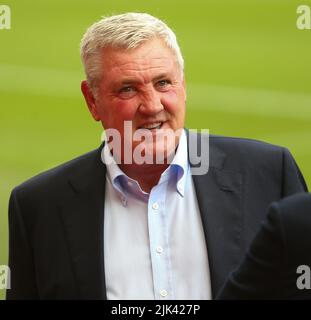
[116,100,139,119]
[161,90,185,114]
[100,99,139,127]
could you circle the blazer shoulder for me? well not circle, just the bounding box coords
[208,134,290,169]
[209,134,285,154]
[12,147,101,197]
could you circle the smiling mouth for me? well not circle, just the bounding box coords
[139,122,163,130]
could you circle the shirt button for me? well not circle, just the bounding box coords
[121,197,127,206]
[160,290,168,297]
[156,246,163,254]
[152,202,159,210]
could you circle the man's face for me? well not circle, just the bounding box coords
[82,38,186,164]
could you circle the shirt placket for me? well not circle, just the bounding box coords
[148,179,174,300]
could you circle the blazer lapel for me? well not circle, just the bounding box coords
[59,147,107,299]
[188,131,244,297]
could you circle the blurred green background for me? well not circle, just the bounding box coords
[1,0,311,299]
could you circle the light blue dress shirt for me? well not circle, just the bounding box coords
[103,129,212,299]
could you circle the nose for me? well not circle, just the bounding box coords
[138,89,164,116]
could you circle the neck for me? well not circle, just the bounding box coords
[119,163,169,193]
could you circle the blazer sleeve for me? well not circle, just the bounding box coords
[6,188,38,300]
[281,148,308,195]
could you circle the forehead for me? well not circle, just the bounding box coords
[100,38,180,79]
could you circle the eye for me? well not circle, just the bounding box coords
[155,79,171,91]
[120,86,133,92]
[118,86,136,99]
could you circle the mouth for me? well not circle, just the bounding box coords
[139,122,163,130]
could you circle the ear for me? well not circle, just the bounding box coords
[182,76,187,102]
[81,80,101,121]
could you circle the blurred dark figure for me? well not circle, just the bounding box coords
[218,193,311,299]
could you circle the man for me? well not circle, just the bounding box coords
[217,192,311,300]
[7,13,307,300]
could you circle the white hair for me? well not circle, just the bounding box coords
[80,12,184,88]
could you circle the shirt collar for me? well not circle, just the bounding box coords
[102,129,189,204]
[103,142,149,205]
[159,129,189,197]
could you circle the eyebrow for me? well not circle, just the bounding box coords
[117,73,172,86]
[152,73,172,82]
